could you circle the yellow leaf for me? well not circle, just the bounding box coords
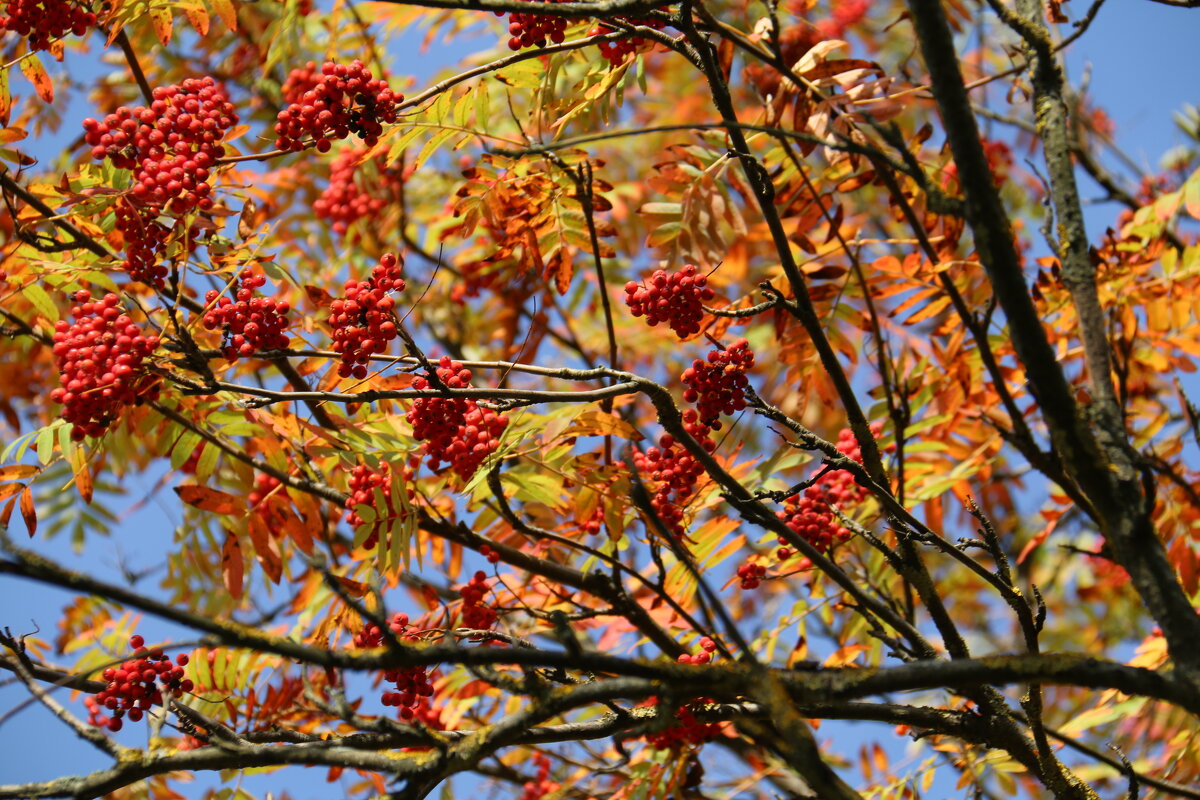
[149,6,173,45]
[210,0,238,30]
[19,53,52,103]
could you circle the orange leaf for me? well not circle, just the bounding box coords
[247,514,283,584]
[281,512,314,555]
[0,496,15,529]
[0,465,38,481]
[222,531,244,599]
[210,0,238,30]
[71,448,93,504]
[19,53,53,103]
[184,3,209,35]
[176,485,241,514]
[334,576,367,597]
[20,485,35,537]
[0,70,10,126]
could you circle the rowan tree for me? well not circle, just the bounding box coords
[0,0,1198,798]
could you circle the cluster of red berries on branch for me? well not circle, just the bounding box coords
[735,561,767,589]
[0,0,95,51]
[624,265,714,339]
[113,204,178,288]
[682,339,754,426]
[84,77,237,215]
[632,410,715,538]
[644,700,721,750]
[775,425,874,552]
[50,291,160,441]
[499,1,568,50]
[458,570,497,631]
[407,357,509,480]
[202,268,292,359]
[280,60,323,105]
[314,148,402,236]
[352,613,436,721]
[344,461,414,550]
[676,636,717,665]
[520,753,560,800]
[592,13,666,67]
[274,60,402,152]
[498,2,667,66]
[85,635,193,732]
[328,253,406,379]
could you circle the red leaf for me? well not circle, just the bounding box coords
[176,485,241,514]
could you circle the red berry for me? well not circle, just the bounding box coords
[274,61,402,152]
[624,265,714,339]
[50,293,160,439]
[407,356,509,481]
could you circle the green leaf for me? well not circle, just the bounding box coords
[170,431,203,471]
[22,283,58,323]
[413,127,460,173]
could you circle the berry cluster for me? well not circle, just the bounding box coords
[815,0,870,40]
[736,562,767,589]
[280,61,323,105]
[479,543,502,564]
[592,14,666,68]
[202,268,292,359]
[774,425,874,553]
[85,635,193,732]
[352,613,435,721]
[520,753,560,800]
[83,77,237,215]
[407,357,509,480]
[314,148,401,236]
[645,700,721,751]
[274,61,401,152]
[624,265,714,339]
[677,636,717,665]
[50,291,160,441]
[499,1,568,50]
[0,0,96,51]
[632,410,715,538]
[681,339,754,426]
[114,204,176,288]
[344,461,415,550]
[458,570,497,631]
[328,253,406,379]
[248,473,282,514]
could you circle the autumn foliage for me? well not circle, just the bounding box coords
[1,0,1200,798]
